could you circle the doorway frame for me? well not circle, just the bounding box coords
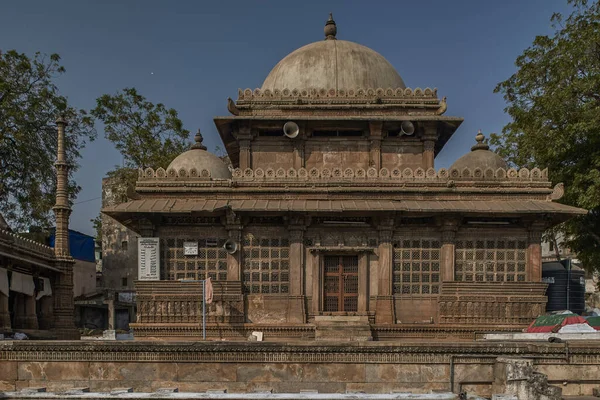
[310,249,370,316]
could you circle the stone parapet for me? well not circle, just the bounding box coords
[137,165,551,185]
[0,340,598,396]
[438,282,547,326]
[134,280,244,325]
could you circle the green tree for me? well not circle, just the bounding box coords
[91,88,190,243]
[91,87,190,170]
[0,50,96,231]
[492,0,600,271]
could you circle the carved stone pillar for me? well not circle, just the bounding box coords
[293,137,305,169]
[375,218,395,324]
[22,293,38,330]
[138,219,155,238]
[311,251,321,317]
[441,219,458,282]
[38,295,54,330]
[358,252,369,313]
[422,124,438,170]
[105,291,115,330]
[225,210,242,281]
[0,292,10,331]
[51,116,78,338]
[52,263,79,339]
[288,219,306,323]
[239,140,251,170]
[12,293,26,329]
[238,121,252,170]
[528,223,544,282]
[369,121,383,170]
[423,140,435,170]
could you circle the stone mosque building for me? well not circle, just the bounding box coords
[103,15,586,341]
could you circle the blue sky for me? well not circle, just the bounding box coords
[1,0,569,236]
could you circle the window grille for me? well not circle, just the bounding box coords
[242,235,290,294]
[455,238,527,282]
[163,238,228,281]
[393,239,441,295]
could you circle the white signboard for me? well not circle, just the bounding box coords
[184,241,198,256]
[138,237,160,280]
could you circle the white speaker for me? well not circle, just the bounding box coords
[283,121,300,138]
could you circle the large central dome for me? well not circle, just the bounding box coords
[261,16,405,92]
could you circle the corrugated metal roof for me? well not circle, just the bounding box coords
[102,199,587,216]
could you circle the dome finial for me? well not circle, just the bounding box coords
[324,13,337,40]
[191,129,207,150]
[471,129,490,151]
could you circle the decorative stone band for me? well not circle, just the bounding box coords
[2,339,599,363]
[138,166,549,183]
[138,167,214,180]
[0,228,55,259]
[236,87,439,103]
[438,282,547,326]
[134,280,245,325]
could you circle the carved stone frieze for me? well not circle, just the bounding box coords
[236,86,438,103]
[2,339,596,363]
[137,166,550,185]
[437,282,547,326]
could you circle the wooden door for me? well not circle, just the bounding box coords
[323,255,359,312]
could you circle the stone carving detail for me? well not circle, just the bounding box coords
[237,86,438,101]
[549,182,564,200]
[137,166,552,184]
[135,281,244,324]
[3,338,596,363]
[438,282,547,325]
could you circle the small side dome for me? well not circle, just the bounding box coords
[167,130,232,179]
[450,130,508,171]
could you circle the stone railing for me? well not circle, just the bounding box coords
[236,86,439,102]
[138,166,549,183]
[134,280,244,325]
[138,166,215,180]
[438,282,548,326]
[0,228,55,259]
[231,166,549,182]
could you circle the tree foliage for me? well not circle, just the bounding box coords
[491,0,600,271]
[0,50,96,231]
[91,88,191,243]
[91,87,190,170]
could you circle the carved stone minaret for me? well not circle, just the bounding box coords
[53,116,71,258]
[51,115,79,339]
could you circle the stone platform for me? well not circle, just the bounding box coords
[1,340,600,397]
[314,316,372,341]
[0,389,466,400]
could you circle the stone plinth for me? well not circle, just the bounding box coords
[314,315,372,341]
[1,340,599,396]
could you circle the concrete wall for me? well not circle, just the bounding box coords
[0,341,599,396]
[73,260,97,298]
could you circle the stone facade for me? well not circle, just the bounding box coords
[103,16,586,341]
